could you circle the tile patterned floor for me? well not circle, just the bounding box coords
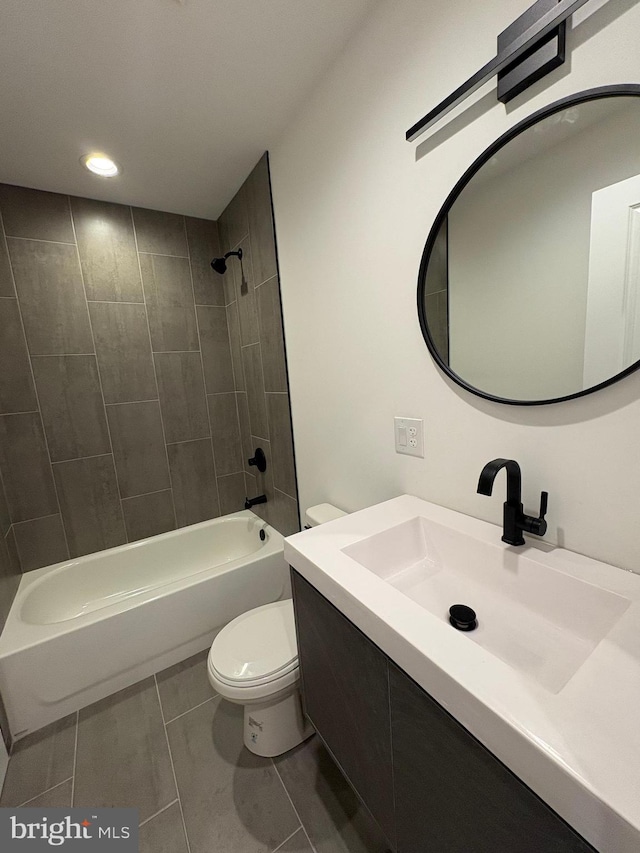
[0,651,390,852]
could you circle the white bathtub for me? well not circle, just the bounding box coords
[0,510,289,739]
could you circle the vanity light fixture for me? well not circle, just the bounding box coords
[81,154,120,178]
[210,248,243,274]
[407,0,599,142]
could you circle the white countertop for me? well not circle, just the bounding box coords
[284,495,640,853]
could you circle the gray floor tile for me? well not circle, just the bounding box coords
[274,736,391,853]
[156,651,216,723]
[275,828,314,853]
[20,778,73,808]
[167,697,299,853]
[74,677,176,822]
[139,802,188,853]
[0,714,76,807]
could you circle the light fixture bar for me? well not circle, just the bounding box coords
[406,0,594,142]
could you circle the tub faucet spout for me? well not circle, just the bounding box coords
[245,494,267,510]
[477,458,548,546]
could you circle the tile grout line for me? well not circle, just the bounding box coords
[130,208,180,533]
[0,410,40,417]
[70,710,79,807]
[4,234,76,247]
[137,251,189,260]
[12,512,61,528]
[163,694,217,726]
[17,776,75,809]
[271,760,317,853]
[138,798,179,828]
[184,217,223,518]
[2,206,72,565]
[165,436,211,448]
[104,399,159,407]
[154,675,192,853]
[270,826,304,853]
[50,452,114,466]
[121,487,174,503]
[68,199,129,545]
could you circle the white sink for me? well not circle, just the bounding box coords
[284,494,640,853]
[343,515,630,693]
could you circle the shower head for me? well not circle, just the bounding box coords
[210,248,243,274]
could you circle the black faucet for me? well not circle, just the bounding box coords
[245,494,267,510]
[477,458,548,546]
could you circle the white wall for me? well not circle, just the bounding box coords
[270,0,640,574]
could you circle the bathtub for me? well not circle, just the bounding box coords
[0,510,289,739]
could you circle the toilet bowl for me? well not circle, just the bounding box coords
[207,599,312,756]
[207,503,346,757]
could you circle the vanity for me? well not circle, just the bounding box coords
[284,496,640,852]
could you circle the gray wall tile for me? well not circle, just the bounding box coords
[226,302,245,391]
[13,514,69,572]
[156,650,216,724]
[0,298,37,414]
[217,473,246,516]
[106,401,171,498]
[140,253,199,352]
[269,489,300,537]
[121,490,176,543]
[236,393,253,474]
[154,352,209,443]
[218,182,248,251]
[166,698,299,853]
[208,393,242,476]
[89,302,157,404]
[8,238,94,355]
[71,197,143,302]
[167,439,220,527]
[53,455,126,558]
[0,185,74,243]
[75,678,176,822]
[139,802,188,853]
[0,528,22,634]
[0,413,58,522]
[241,345,269,439]
[258,278,288,392]
[185,216,224,306]
[232,241,260,346]
[32,355,110,462]
[0,714,76,807]
[246,155,278,285]
[196,306,235,394]
[0,228,15,296]
[0,474,10,535]
[266,394,296,499]
[133,208,187,257]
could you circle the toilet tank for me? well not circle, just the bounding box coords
[304,503,347,528]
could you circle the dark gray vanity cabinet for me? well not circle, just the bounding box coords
[291,570,597,853]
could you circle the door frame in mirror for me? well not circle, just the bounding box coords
[417,83,640,406]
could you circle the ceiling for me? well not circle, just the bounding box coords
[0,0,376,219]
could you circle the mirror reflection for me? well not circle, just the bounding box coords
[420,92,640,403]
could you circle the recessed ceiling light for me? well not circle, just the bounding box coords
[81,154,120,178]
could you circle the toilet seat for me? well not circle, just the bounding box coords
[209,599,298,688]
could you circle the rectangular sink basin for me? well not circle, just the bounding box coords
[343,516,631,693]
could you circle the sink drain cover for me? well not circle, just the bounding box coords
[449,604,477,631]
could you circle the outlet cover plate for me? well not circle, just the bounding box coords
[394,417,424,458]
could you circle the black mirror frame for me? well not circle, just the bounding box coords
[417,83,640,406]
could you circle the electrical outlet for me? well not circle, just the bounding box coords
[394,417,424,458]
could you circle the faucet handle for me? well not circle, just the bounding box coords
[523,491,548,537]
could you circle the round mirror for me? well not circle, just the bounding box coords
[418,85,640,405]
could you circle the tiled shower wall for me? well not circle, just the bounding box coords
[0,184,248,590]
[218,154,300,537]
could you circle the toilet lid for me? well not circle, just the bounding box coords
[211,600,298,683]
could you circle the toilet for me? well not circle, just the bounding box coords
[207,503,346,757]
